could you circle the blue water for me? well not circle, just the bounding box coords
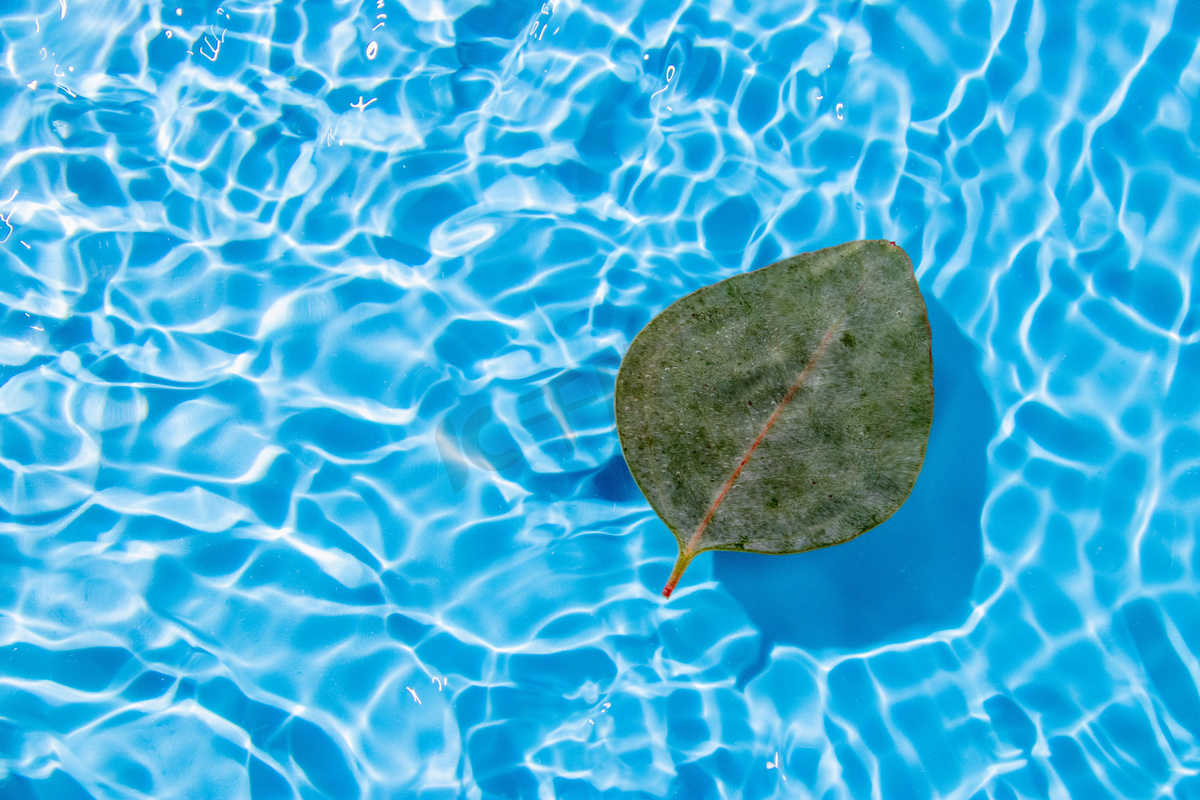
[1,0,1198,797]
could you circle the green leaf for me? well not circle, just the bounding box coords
[614,240,933,598]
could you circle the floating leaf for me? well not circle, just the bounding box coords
[615,240,933,598]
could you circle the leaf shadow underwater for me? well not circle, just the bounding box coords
[713,297,992,656]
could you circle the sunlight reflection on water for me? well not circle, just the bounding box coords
[0,0,1198,797]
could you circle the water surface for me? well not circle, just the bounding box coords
[1,0,1198,797]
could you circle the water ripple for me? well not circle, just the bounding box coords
[1,0,1199,797]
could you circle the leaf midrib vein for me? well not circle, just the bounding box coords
[683,276,869,555]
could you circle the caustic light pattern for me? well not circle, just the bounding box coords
[0,0,1199,798]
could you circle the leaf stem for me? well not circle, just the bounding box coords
[661,549,694,598]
